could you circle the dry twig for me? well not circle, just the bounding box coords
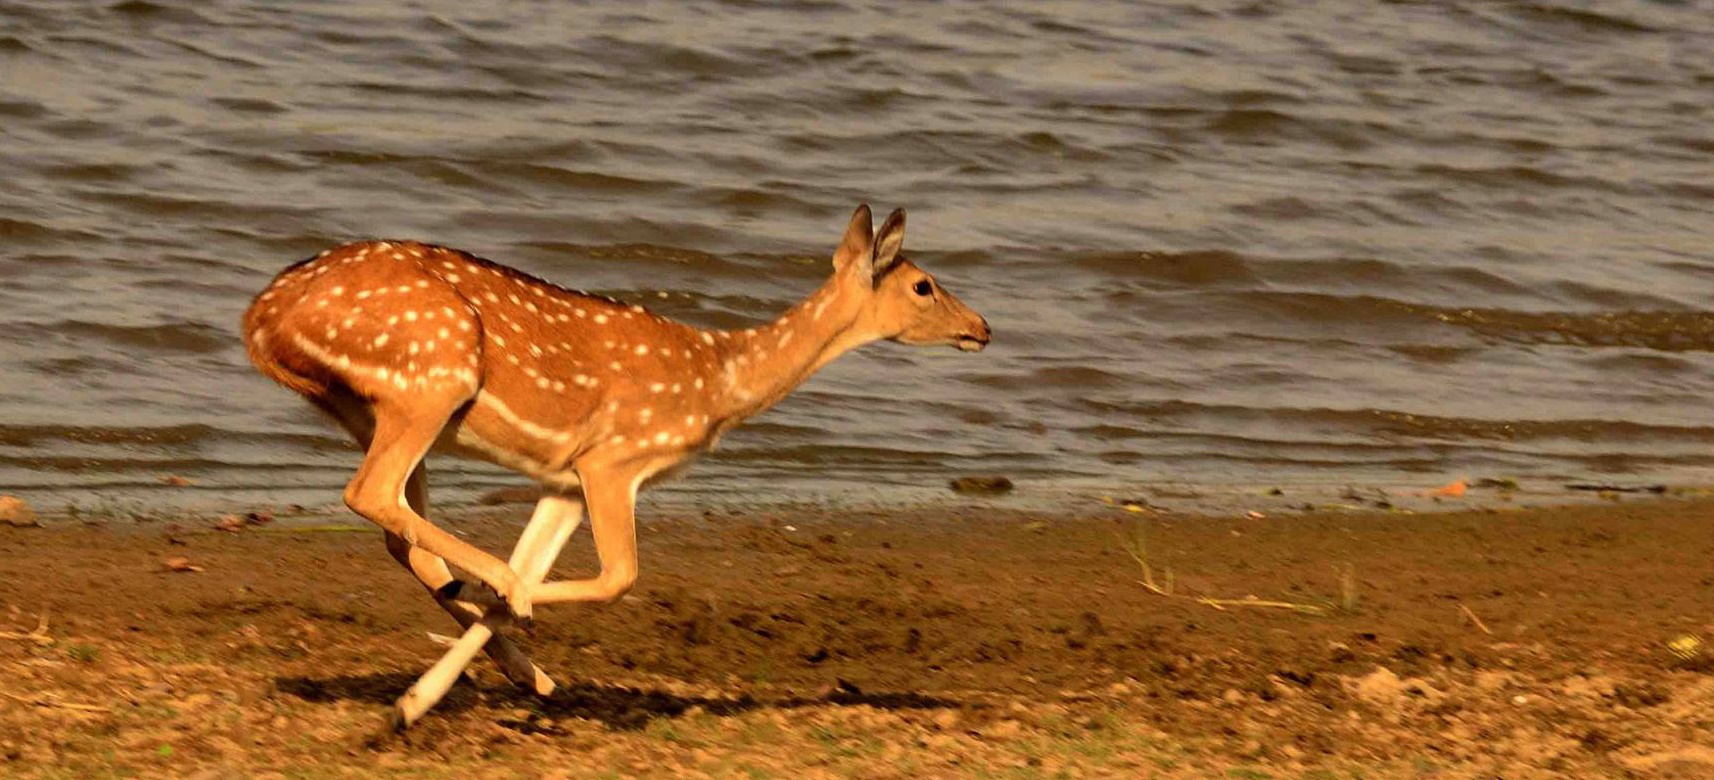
[1193,596,1328,615]
[1118,524,1331,615]
[0,611,52,645]
[1116,524,1174,595]
[1459,603,1492,635]
[425,631,457,647]
[2,691,110,713]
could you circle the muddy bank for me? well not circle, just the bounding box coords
[1,499,1711,778]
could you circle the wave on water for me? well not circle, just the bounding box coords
[2,0,1713,513]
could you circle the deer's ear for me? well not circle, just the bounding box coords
[871,208,906,283]
[833,204,874,274]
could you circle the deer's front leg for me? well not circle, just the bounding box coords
[386,467,554,693]
[389,493,585,729]
[531,469,639,605]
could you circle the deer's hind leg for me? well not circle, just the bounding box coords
[342,391,530,620]
[394,466,555,695]
[318,394,552,693]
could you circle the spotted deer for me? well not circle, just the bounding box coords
[241,204,990,726]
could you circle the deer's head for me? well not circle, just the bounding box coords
[831,204,991,352]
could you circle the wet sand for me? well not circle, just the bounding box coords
[1,498,1712,778]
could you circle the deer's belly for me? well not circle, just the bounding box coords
[431,391,585,489]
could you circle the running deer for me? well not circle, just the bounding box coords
[241,204,990,727]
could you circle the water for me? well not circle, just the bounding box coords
[4,0,1714,514]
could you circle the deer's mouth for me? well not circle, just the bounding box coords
[955,336,988,352]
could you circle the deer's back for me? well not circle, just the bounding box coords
[243,241,723,472]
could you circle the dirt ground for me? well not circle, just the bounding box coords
[1,495,1712,779]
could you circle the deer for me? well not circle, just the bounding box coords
[240,204,991,728]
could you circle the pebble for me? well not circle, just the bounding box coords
[983,719,1022,739]
[949,475,1014,494]
[0,495,38,527]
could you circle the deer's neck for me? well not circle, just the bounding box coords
[705,274,870,422]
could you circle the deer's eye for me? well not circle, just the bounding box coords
[912,280,932,297]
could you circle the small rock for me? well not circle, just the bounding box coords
[1565,482,1667,494]
[1474,670,1517,692]
[1560,674,1617,699]
[1350,667,1407,706]
[1667,634,1705,662]
[0,496,39,527]
[922,733,958,751]
[214,515,245,533]
[1103,496,1156,511]
[164,556,204,573]
[949,475,1014,495]
[160,475,193,487]
[983,719,1022,740]
[1428,479,1467,498]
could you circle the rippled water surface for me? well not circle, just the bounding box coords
[4,0,1714,512]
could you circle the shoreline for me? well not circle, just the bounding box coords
[17,472,1703,531]
[2,496,1711,777]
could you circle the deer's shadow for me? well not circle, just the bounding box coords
[275,672,963,733]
